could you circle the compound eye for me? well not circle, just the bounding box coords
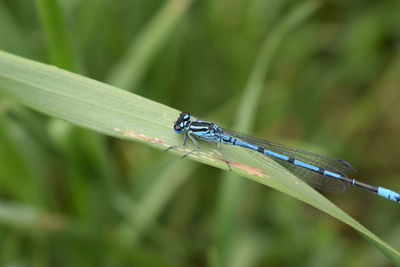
[181,112,191,121]
[174,125,183,133]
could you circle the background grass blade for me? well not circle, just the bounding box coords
[214,3,320,265]
[106,0,192,91]
[0,50,399,264]
[35,0,76,71]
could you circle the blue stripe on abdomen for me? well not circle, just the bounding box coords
[323,170,342,178]
[265,150,290,161]
[234,139,259,151]
[293,160,319,171]
[236,140,291,161]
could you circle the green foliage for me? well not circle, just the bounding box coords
[0,0,400,266]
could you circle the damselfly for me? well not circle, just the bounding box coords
[166,112,400,203]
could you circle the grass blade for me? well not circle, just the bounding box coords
[106,0,192,90]
[0,50,399,264]
[35,0,75,71]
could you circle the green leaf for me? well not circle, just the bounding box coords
[0,50,399,264]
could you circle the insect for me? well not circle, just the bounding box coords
[166,112,400,203]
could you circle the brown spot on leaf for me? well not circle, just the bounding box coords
[122,129,163,144]
[217,159,265,177]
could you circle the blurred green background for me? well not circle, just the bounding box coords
[1,0,400,266]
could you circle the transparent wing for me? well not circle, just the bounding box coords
[247,150,349,193]
[221,128,355,174]
[222,128,353,193]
